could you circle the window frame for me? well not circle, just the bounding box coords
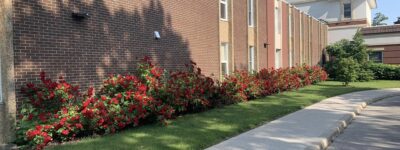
[220,0,229,21]
[343,2,352,19]
[248,46,255,72]
[289,12,293,67]
[220,43,230,77]
[275,49,282,68]
[275,6,281,34]
[299,14,303,64]
[248,0,255,27]
[368,51,384,63]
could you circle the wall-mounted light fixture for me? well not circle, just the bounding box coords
[154,31,161,40]
[72,11,90,20]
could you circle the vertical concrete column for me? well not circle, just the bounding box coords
[0,0,16,147]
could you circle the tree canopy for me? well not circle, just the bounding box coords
[372,12,388,26]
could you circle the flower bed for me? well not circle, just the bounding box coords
[16,57,327,149]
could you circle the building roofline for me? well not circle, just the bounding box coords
[361,24,400,35]
[288,0,377,9]
[283,0,327,25]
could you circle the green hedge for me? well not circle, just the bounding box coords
[367,63,400,80]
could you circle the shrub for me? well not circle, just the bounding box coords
[358,66,375,81]
[219,71,261,104]
[324,32,374,84]
[17,72,82,149]
[165,61,216,113]
[97,57,174,128]
[336,58,360,86]
[257,68,300,95]
[256,65,327,95]
[366,63,400,80]
[16,57,328,149]
[256,68,280,95]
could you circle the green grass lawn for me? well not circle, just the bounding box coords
[48,80,400,150]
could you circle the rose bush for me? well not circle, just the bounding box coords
[219,71,261,104]
[16,72,82,149]
[16,57,328,149]
[165,61,216,113]
[257,67,301,96]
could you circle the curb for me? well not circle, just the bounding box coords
[311,92,400,150]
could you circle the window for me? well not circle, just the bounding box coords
[299,14,303,64]
[275,49,282,68]
[343,3,351,19]
[220,43,230,77]
[248,0,255,27]
[248,46,255,72]
[289,14,292,38]
[289,13,293,67]
[289,49,293,67]
[220,0,228,20]
[275,7,281,34]
[369,51,383,63]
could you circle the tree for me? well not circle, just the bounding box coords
[336,58,359,86]
[372,12,388,26]
[324,31,373,85]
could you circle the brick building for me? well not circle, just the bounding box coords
[0,0,327,145]
[361,24,400,64]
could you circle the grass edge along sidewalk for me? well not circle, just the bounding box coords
[48,80,400,150]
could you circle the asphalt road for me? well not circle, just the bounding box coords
[328,96,400,150]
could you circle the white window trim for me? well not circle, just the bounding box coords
[248,0,255,27]
[275,49,282,68]
[220,0,229,21]
[249,46,255,72]
[221,43,230,76]
[299,13,303,64]
[275,7,281,35]
[289,12,293,67]
[343,2,352,19]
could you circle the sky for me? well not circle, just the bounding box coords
[372,0,400,25]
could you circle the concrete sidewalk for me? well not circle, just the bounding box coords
[207,89,400,150]
[328,96,400,150]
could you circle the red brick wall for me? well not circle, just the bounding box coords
[12,0,329,107]
[383,45,400,64]
[281,3,289,68]
[266,0,275,68]
[293,8,301,65]
[232,0,248,71]
[13,0,219,105]
[370,45,400,64]
[312,20,319,65]
[257,0,268,69]
[303,15,310,65]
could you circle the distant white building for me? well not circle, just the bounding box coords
[286,0,377,44]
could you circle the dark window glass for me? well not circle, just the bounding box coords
[220,1,227,20]
[369,51,383,63]
[221,63,227,76]
[344,3,352,18]
[248,0,254,26]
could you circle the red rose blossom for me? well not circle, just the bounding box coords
[61,129,69,135]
